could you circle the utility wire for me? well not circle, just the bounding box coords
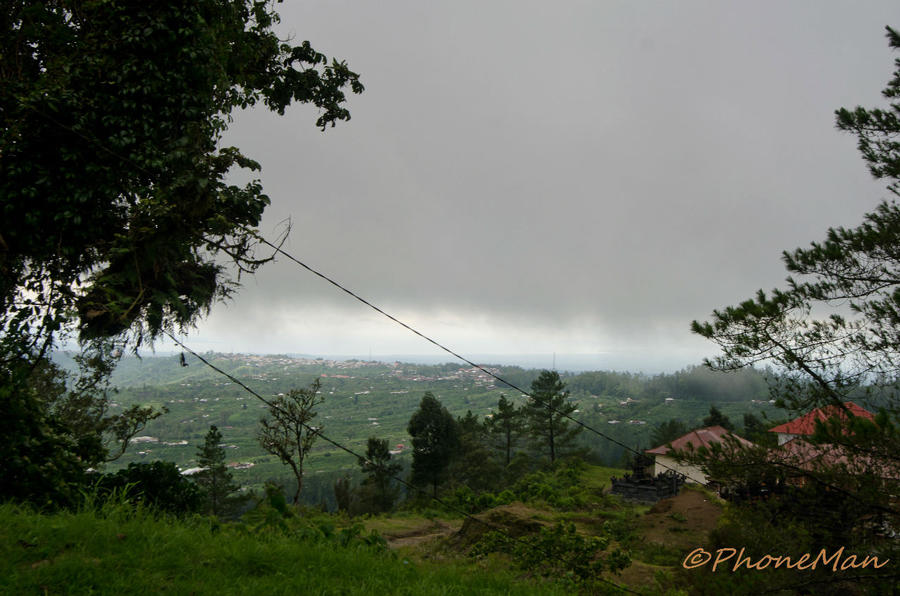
[22,96,692,481]
[165,331,639,595]
[255,234,900,518]
[26,91,900,578]
[22,85,900,550]
[24,99,768,497]
[252,234,703,482]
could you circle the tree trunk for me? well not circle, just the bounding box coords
[548,408,556,463]
[290,460,303,505]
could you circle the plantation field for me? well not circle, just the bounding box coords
[75,352,780,506]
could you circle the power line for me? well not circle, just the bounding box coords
[255,232,900,517]
[18,55,899,585]
[23,100,756,495]
[251,233,701,481]
[30,91,854,504]
[20,95,692,481]
[165,331,639,595]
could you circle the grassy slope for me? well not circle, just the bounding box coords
[1,464,725,594]
[105,354,778,498]
[0,503,567,596]
[359,467,723,594]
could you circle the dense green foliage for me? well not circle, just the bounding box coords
[701,406,734,431]
[447,459,612,514]
[650,419,689,448]
[1,0,362,345]
[471,522,631,589]
[194,425,243,517]
[0,349,162,508]
[523,371,582,462]
[688,25,900,593]
[1,0,361,513]
[0,501,567,595]
[355,437,403,514]
[0,367,86,508]
[485,395,526,465]
[94,461,203,515]
[408,393,460,498]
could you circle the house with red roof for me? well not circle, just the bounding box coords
[768,401,875,446]
[766,402,899,487]
[645,425,754,484]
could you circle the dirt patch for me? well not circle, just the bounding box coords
[639,487,722,547]
[382,520,459,548]
[614,559,669,591]
[614,488,723,590]
[449,503,548,550]
[382,520,460,549]
[639,489,720,553]
[648,499,673,514]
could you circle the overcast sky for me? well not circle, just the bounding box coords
[173,1,900,372]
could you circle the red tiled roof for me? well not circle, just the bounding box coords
[768,402,874,436]
[645,425,754,455]
[769,438,900,479]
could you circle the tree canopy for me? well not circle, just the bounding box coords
[486,395,525,466]
[688,26,900,593]
[1,1,361,508]
[195,425,242,517]
[407,392,460,497]
[258,380,324,505]
[356,437,403,514]
[1,1,363,351]
[523,370,582,463]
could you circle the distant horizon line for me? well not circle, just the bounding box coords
[55,348,706,374]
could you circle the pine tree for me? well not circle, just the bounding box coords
[407,392,459,497]
[523,371,582,463]
[686,26,900,592]
[194,425,240,517]
[357,437,402,513]
[702,406,734,431]
[650,418,688,447]
[448,410,501,492]
[485,395,525,466]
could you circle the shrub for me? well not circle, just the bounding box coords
[471,522,631,587]
[93,461,203,515]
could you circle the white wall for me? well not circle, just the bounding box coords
[654,455,707,484]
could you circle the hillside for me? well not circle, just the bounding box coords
[0,502,569,595]
[1,464,724,595]
[93,352,780,506]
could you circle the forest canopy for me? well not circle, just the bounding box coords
[0,0,362,507]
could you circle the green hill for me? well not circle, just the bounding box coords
[99,353,779,507]
[0,501,570,596]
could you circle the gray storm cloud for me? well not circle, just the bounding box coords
[186,1,900,369]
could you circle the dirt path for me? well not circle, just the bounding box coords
[384,520,460,549]
[615,487,724,590]
[639,487,722,548]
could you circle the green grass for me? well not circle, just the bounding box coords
[0,503,568,595]
[580,465,623,492]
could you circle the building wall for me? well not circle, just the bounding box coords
[777,433,798,446]
[654,455,707,484]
